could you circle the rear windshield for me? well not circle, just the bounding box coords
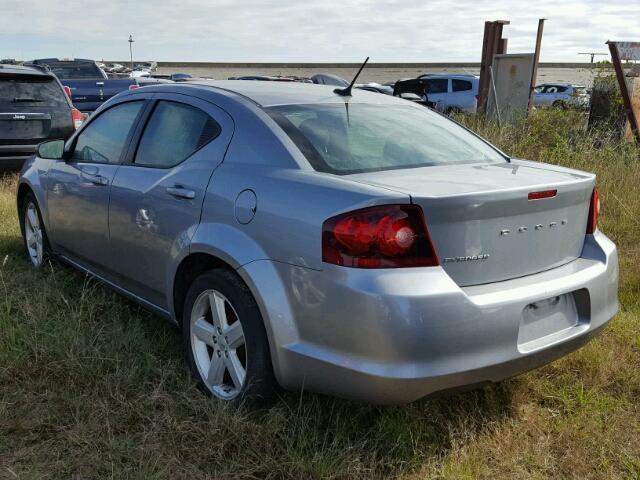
[43,62,103,79]
[0,76,67,106]
[267,103,506,174]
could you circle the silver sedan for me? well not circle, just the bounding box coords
[17,81,618,404]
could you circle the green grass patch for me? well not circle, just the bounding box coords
[1,111,639,479]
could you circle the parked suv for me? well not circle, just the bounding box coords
[534,84,589,109]
[0,64,81,169]
[417,74,479,113]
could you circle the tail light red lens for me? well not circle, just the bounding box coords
[586,188,600,234]
[322,204,439,268]
[63,85,72,100]
[528,189,557,200]
[128,84,140,91]
[71,107,84,130]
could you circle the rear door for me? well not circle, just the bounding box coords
[108,94,234,308]
[424,78,450,111]
[46,99,146,272]
[451,78,476,111]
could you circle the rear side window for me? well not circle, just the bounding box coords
[0,76,66,106]
[452,79,473,92]
[71,101,143,164]
[134,101,220,168]
[425,79,448,94]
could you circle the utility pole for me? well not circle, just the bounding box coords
[578,52,607,64]
[128,35,135,70]
[527,18,546,113]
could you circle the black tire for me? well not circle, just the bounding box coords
[181,269,277,406]
[19,192,51,268]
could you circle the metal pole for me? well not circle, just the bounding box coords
[490,65,501,127]
[527,18,545,114]
[608,41,640,143]
[128,35,134,71]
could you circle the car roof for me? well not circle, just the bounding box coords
[0,63,52,77]
[420,73,479,79]
[184,80,408,107]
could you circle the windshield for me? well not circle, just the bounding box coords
[267,103,506,174]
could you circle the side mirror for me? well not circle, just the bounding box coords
[37,139,65,160]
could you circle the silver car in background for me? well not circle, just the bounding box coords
[17,82,618,404]
[534,83,590,109]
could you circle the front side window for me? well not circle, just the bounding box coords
[71,101,143,164]
[267,103,506,174]
[425,79,448,94]
[134,101,220,168]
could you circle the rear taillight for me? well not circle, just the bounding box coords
[63,85,72,100]
[71,107,84,130]
[128,84,140,90]
[586,188,600,234]
[322,204,439,268]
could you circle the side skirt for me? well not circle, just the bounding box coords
[57,254,178,326]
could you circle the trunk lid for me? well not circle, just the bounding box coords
[349,161,594,286]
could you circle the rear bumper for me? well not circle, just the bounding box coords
[241,231,618,404]
[0,144,36,169]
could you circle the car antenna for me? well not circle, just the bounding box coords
[334,57,369,97]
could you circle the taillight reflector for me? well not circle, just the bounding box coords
[71,107,84,130]
[322,204,439,268]
[528,189,557,200]
[586,188,600,234]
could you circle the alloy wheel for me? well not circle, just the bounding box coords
[24,202,44,267]
[190,289,247,400]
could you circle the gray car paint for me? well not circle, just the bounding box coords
[18,81,619,403]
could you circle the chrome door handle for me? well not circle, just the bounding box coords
[82,173,109,186]
[166,186,195,199]
[92,175,109,186]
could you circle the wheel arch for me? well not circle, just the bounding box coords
[16,182,33,212]
[171,252,236,327]
[170,250,294,388]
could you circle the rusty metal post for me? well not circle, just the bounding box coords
[478,20,510,114]
[527,19,546,114]
[608,41,640,143]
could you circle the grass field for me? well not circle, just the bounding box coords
[1,110,639,479]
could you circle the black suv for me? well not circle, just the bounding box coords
[0,64,78,169]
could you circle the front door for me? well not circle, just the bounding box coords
[46,100,145,272]
[108,94,234,308]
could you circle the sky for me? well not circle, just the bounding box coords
[2,0,639,63]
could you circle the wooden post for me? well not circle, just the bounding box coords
[607,41,640,143]
[478,20,510,114]
[527,19,545,114]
